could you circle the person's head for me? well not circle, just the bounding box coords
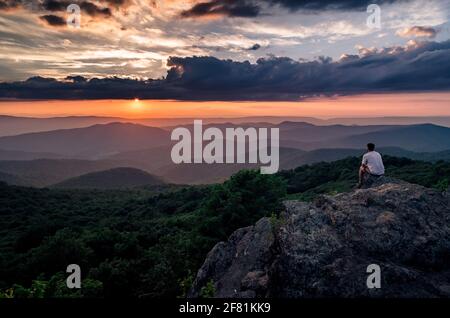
[367,143,375,151]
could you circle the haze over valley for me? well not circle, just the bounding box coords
[1,116,449,187]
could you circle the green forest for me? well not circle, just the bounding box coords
[0,156,449,298]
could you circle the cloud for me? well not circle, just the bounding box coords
[248,43,261,50]
[42,0,68,11]
[40,14,66,26]
[181,0,408,18]
[0,0,20,10]
[181,0,260,18]
[0,0,114,17]
[1,39,449,101]
[396,26,438,38]
[44,0,112,17]
[79,1,111,17]
[104,0,129,5]
[273,0,410,11]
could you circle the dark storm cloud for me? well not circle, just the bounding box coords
[248,43,261,50]
[181,0,406,18]
[104,0,129,5]
[0,0,113,17]
[79,1,111,16]
[1,40,449,101]
[43,0,112,17]
[0,0,20,10]
[267,0,402,11]
[40,14,66,26]
[181,0,260,18]
[42,0,67,11]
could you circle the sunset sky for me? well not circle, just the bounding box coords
[0,0,449,117]
[1,93,450,118]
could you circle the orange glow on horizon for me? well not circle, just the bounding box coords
[0,93,449,119]
[131,98,142,110]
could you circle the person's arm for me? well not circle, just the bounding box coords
[361,154,368,168]
[361,154,371,173]
[380,154,385,170]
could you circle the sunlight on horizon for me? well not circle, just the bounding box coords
[0,93,450,119]
[131,98,143,110]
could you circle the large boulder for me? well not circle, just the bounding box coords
[189,180,450,298]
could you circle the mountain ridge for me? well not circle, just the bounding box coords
[52,167,165,189]
[0,122,170,158]
[1,146,449,187]
[0,159,131,187]
[1,115,450,137]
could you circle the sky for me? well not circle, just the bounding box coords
[1,92,450,118]
[0,0,449,117]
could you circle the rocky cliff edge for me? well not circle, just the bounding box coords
[189,178,450,298]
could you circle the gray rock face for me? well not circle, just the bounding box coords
[189,179,450,298]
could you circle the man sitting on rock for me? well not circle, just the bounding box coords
[358,143,385,188]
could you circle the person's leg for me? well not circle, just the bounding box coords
[358,166,364,186]
[358,166,369,188]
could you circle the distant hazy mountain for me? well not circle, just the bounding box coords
[213,122,450,152]
[0,159,129,187]
[1,115,450,137]
[0,120,450,185]
[140,146,450,185]
[106,145,174,172]
[0,115,303,136]
[158,121,398,151]
[330,124,450,152]
[158,147,354,184]
[281,147,450,169]
[277,122,395,149]
[2,146,447,187]
[0,115,122,137]
[0,122,170,158]
[0,149,63,160]
[0,171,28,186]
[164,121,395,142]
[52,167,164,189]
[319,116,450,127]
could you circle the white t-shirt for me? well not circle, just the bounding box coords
[362,151,385,176]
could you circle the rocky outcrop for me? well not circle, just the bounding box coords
[189,179,450,298]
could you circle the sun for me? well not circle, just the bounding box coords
[131,98,142,110]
